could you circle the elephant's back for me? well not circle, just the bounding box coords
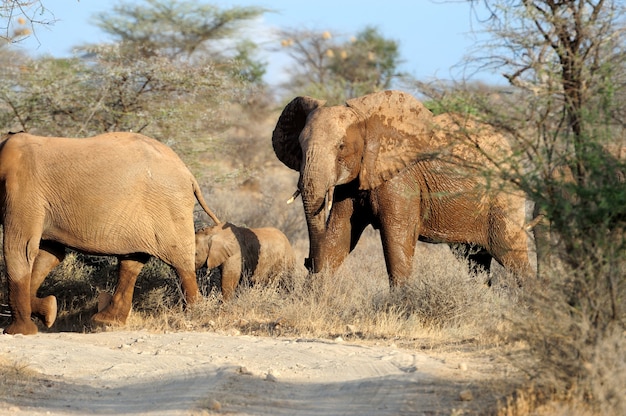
[5,132,198,262]
[16,131,185,167]
[430,114,514,167]
[8,132,194,190]
[256,228,295,263]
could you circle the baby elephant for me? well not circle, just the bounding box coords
[195,222,296,299]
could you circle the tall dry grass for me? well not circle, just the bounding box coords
[0,134,624,415]
[0,216,511,343]
[498,253,626,416]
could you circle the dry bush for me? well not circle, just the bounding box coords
[0,245,189,333]
[40,254,208,334]
[155,228,516,346]
[498,252,626,416]
[388,251,507,333]
[130,258,183,313]
[34,253,111,332]
[0,221,515,345]
[220,105,281,169]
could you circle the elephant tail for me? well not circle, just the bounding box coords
[525,214,545,231]
[192,180,221,225]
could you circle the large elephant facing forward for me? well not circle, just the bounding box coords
[272,90,535,285]
[195,222,296,300]
[0,131,220,335]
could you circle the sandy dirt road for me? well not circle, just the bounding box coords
[0,330,504,415]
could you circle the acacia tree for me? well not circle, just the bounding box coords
[469,1,625,174]
[419,1,626,254]
[0,0,267,161]
[0,0,53,42]
[277,26,405,104]
[419,1,626,408]
[327,26,403,98]
[92,0,267,77]
[458,0,626,256]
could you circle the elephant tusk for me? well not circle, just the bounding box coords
[525,214,545,231]
[325,186,334,224]
[287,189,301,204]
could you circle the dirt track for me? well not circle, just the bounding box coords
[0,330,507,415]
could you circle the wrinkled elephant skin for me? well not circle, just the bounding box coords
[0,131,220,335]
[272,90,535,286]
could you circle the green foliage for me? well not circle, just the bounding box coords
[326,26,403,98]
[93,0,266,61]
[422,95,481,116]
[231,39,267,84]
[422,2,626,411]
[0,53,84,133]
[278,26,405,104]
[91,0,268,85]
[0,49,239,144]
[0,0,271,171]
[523,130,626,345]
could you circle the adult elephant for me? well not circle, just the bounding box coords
[272,90,535,286]
[0,131,220,335]
[195,222,296,300]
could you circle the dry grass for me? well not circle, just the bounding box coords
[1,129,624,415]
[496,258,626,416]
[54,229,509,346]
[1,226,623,416]
[0,225,509,340]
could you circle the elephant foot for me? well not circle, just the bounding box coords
[91,310,129,326]
[39,295,58,328]
[91,292,131,326]
[4,319,38,335]
[181,289,201,310]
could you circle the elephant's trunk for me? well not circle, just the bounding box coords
[299,150,335,273]
[302,190,332,274]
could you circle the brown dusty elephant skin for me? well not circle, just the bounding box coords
[0,131,220,335]
[195,222,296,300]
[272,90,535,286]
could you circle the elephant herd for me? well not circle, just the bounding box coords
[0,90,537,335]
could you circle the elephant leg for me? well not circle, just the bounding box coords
[486,197,537,285]
[92,253,149,325]
[488,226,535,286]
[380,226,419,286]
[375,185,420,286]
[493,242,534,285]
[220,257,242,301]
[313,196,367,273]
[174,266,201,306]
[3,231,41,335]
[30,241,65,328]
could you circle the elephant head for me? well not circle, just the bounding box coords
[195,223,240,270]
[272,90,435,273]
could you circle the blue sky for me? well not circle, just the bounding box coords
[11,0,502,86]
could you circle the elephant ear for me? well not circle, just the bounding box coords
[346,90,434,190]
[206,223,239,269]
[272,96,327,171]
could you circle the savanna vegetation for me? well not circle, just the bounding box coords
[0,0,625,415]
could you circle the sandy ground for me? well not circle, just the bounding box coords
[0,328,511,415]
